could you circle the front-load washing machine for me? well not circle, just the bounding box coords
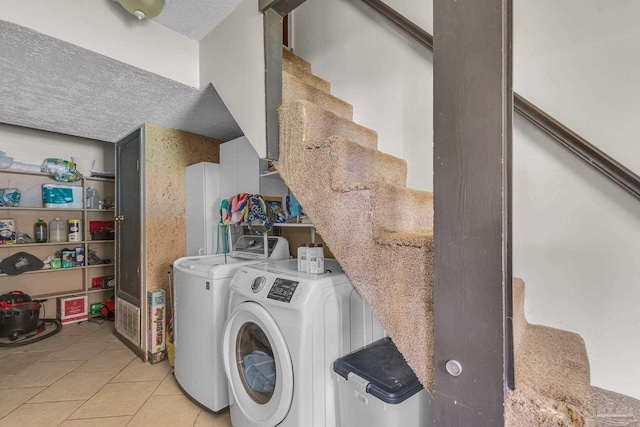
[222,259,384,427]
[173,235,289,412]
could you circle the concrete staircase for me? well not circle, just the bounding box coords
[276,47,592,425]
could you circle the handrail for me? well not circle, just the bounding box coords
[514,94,640,199]
[361,0,640,201]
[360,0,432,50]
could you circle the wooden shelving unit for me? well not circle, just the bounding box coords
[0,170,115,313]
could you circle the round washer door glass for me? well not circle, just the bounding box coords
[223,302,293,426]
[236,321,276,403]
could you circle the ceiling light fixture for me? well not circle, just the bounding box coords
[119,0,167,20]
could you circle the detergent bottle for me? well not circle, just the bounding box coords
[297,243,308,272]
[308,243,325,274]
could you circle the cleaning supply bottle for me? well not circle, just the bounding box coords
[86,187,99,209]
[68,219,82,242]
[309,243,325,274]
[34,218,48,243]
[49,218,66,242]
[297,243,308,272]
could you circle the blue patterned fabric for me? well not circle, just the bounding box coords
[243,350,276,393]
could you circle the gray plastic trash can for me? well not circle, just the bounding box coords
[333,337,433,427]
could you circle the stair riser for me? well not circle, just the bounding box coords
[283,59,331,92]
[283,72,353,120]
[330,138,407,189]
[280,100,378,150]
[283,48,312,73]
[371,186,433,233]
[512,278,527,353]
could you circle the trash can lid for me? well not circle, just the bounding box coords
[333,337,424,404]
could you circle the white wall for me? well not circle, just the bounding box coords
[292,0,433,192]
[200,0,267,158]
[513,0,640,399]
[514,0,640,173]
[293,0,640,398]
[0,123,114,173]
[1,0,199,87]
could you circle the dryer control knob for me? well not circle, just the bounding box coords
[251,276,266,293]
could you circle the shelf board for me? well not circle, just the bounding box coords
[220,221,315,228]
[31,289,85,300]
[0,263,113,277]
[0,240,114,247]
[0,266,84,277]
[259,170,280,178]
[87,287,114,293]
[86,208,116,213]
[0,241,88,248]
[85,176,115,182]
[273,222,315,228]
[85,263,115,269]
[0,206,83,212]
[0,170,49,178]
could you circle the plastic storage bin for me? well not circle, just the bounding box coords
[333,337,433,427]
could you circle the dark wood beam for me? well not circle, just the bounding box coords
[433,0,513,425]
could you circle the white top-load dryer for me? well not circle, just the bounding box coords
[223,259,385,427]
[173,235,289,412]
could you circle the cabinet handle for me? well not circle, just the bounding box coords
[114,215,125,222]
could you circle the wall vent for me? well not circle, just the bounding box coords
[116,297,141,347]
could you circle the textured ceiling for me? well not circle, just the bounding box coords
[0,20,243,143]
[152,0,244,41]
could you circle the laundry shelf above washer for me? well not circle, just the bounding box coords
[272,222,315,228]
[220,221,318,246]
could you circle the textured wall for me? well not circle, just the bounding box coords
[144,123,221,293]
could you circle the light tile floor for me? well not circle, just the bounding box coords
[0,321,232,427]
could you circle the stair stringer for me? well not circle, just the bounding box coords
[277,104,436,393]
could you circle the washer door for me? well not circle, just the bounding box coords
[223,302,294,426]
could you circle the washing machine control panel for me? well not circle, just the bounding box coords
[267,278,299,303]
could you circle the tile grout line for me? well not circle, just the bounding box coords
[122,368,176,426]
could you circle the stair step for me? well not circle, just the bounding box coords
[325,136,407,189]
[512,278,527,353]
[283,59,331,92]
[516,325,591,407]
[506,324,592,426]
[283,47,312,73]
[279,99,378,150]
[283,71,352,120]
[368,183,433,233]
